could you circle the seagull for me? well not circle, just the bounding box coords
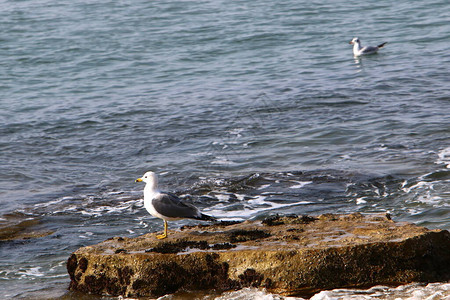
[349,37,387,56]
[136,171,216,239]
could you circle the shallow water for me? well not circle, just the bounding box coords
[0,0,449,298]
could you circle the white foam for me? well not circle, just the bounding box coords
[247,195,267,205]
[356,197,367,205]
[58,198,141,217]
[258,184,271,190]
[436,147,450,168]
[33,196,69,209]
[206,194,312,220]
[402,181,432,194]
[17,267,45,278]
[79,231,94,239]
[289,181,312,189]
[214,287,300,300]
[227,128,244,137]
[211,156,237,165]
[214,193,234,202]
[136,217,149,228]
[210,282,450,300]
[400,180,445,206]
[309,282,450,300]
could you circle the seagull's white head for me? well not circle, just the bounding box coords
[136,171,159,191]
[349,37,360,45]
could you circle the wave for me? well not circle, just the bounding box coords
[2,167,448,243]
[212,282,450,300]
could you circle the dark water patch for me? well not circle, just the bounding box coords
[186,170,368,196]
[423,170,450,181]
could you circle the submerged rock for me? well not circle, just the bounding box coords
[0,213,54,241]
[67,213,450,298]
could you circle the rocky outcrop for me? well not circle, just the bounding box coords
[67,213,450,298]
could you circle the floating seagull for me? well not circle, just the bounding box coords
[349,37,387,56]
[136,171,216,239]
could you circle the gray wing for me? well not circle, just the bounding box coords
[152,192,201,219]
[361,46,378,53]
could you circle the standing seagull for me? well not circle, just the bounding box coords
[349,37,387,56]
[136,171,216,239]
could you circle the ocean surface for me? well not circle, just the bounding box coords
[1,0,449,299]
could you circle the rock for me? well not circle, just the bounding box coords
[67,213,450,298]
[0,213,54,241]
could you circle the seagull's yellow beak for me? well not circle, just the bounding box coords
[135,178,143,182]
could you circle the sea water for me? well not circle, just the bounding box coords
[0,0,449,298]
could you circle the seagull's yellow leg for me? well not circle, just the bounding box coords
[156,220,168,239]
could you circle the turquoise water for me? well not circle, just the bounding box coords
[0,0,449,298]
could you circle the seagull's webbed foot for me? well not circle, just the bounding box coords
[156,233,167,239]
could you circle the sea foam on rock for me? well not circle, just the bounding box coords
[67,213,450,298]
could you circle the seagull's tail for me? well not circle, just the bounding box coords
[377,42,387,48]
[196,213,217,222]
